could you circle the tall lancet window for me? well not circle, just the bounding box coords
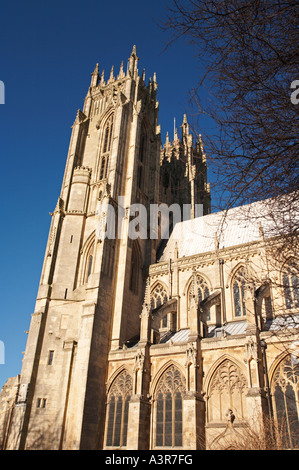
[232,267,247,317]
[99,114,114,180]
[188,274,210,319]
[84,242,94,283]
[155,365,185,448]
[151,283,168,328]
[151,283,168,310]
[105,370,132,448]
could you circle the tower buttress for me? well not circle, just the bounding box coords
[9,47,162,451]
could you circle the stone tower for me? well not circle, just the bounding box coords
[160,114,211,218]
[3,47,210,450]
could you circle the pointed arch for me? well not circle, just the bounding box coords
[204,354,247,392]
[150,281,168,310]
[226,262,252,287]
[205,356,248,424]
[106,366,133,395]
[184,272,212,297]
[185,272,211,307]
[96,110,114,182]
[231,265,248,318]
[105,368,133,448]
[150,360,186,398]
[151,363,186,448]
[95,105,115,131]
[77,231,96,286]
[185,272,212,322]
[270,353,299,448]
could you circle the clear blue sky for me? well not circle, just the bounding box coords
[0,0,214,390]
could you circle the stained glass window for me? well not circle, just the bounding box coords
[151,284,168,310]
[106,370,132,448]
[233,267,247,317]
[188,274,210,319]
[155,365,185,447]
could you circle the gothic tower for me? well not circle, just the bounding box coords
[160,114,211,218]
[3,47,210,450]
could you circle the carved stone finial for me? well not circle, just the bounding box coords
[141,278,151,316]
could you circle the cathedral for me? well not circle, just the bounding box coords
[0,47,298,450]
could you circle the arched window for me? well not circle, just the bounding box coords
[207,359,247,423]
[272,355,299,448]
[232,267,247,317]
[84,242,94,283]
[282,259,299,310]
[99,156,107,180]
[106,370,132,448]
[188,274,210,318]
[155,365,185,447]
[151,283,168,310]
[102,114,114,154]
[151,283,168,328]
[99,114,113,181]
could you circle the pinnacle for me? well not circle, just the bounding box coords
[131,45,137,57]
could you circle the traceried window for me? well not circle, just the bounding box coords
[207,359,247,423]
[103,114,113,154]
[272,355,299,448]
[99,114,113,181]
[282,259,299,310]
[233,267,247,317]
[188,274,210,319]
[151,283,168,310]
[106,370,132,448]
[155,365,185,448]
